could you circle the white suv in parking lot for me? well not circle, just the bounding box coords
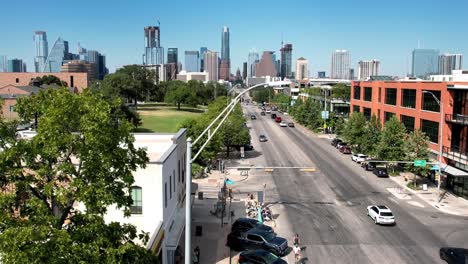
[367,205,395,225]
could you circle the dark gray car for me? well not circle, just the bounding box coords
[226,228,288,256]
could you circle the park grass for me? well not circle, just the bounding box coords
[135,104,204,133]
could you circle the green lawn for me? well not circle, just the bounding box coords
[136,105,203,133]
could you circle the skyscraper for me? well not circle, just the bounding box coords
[200,47,208,72]
[295,57,309,80]
[411,49,439,79]
[242,62,247,80]
[143,26,164,65]
[247,51,259,77]
[43,37,71,72]
[185,51,199,72]
[204,51,219,81]
[220,26,230,80]
[7,59,26,72]
[318,71,326,78]
[34,31,48,72]
[280,44,293,79]
[331,50,351,79]
[438,54,463,75]
[0,55,7,72]
[167,48,178,64]
[255,51,277,77]
[358,60,380,80]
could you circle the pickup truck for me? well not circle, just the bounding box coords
[226,228,288,256]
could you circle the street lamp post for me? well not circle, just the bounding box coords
[184,81,290,264]
[423,91,443,198]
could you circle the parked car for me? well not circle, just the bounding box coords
[352,154,368,163]
[238,250,287,264]
[279,121,287,127]
[261,111,266,116]
[259,135,268,142]
[340,146,352,154]
[373,167,388,177]
[226,228,289,256]
[231,218,273,234]
[271,113,277,119]
[271,106,278,111]
[235,144,254,151]
[331,138,342,147]
[362,160,378,171]
[266,109,271,114]
[251,114,257,120]
[288,122,295,127]
[336,142,348,149]
[439,247,468,264]
[366,205,395,225]
[275,117,282,123]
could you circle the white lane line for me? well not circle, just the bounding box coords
[407,201,425,208]
[388,197,399,204]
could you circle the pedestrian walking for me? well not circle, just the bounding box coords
[293,233,300,246]
[194,246,200,264]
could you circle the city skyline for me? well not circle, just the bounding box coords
[1,0,468,76]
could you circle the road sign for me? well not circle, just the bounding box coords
[321,111,329,120]
[414,160,427,167]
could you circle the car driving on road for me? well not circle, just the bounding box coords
[288,122,294,127]
[275,117,282,123]
[259,135,268,142]
[279,121,287,127]
[367,205,395,225]
[439,247,468,264]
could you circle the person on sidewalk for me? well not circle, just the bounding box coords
[192,246,200,264]
[293,233,300,246]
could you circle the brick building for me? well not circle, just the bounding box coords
[0,72,89,92]
[350,78,468,198]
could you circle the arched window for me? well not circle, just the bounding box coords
[130,186,142,214]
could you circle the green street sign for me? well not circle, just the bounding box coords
[414,160,427,167]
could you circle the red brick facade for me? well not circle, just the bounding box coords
[0,72,89,92]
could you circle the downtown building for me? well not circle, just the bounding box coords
[199,47,207,72]
[247,51,259,77]
[350,70,468,199]
[143,26,164,65]
[184,51,199,72]
[34,31,48,72]
[204,51,219,82]
[255,51,277,77]
[280,44,293,79]
[358,60,380,80]
[439,54,463,75]
[7,59,27,72]
[220,26,230,80]
[412,49,439,79]
[295,57,308,80]
[331,50,351,80]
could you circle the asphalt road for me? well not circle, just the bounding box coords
[233,102,468,264]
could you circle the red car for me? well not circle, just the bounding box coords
[340,146,352,154]
[275,117,282,123]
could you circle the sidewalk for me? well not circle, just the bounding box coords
[388,172,468,217]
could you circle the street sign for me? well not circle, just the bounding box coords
[240,147,245,158]
[321,111,329,120]
[414,160,427,167]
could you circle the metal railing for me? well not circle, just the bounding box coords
[442,145,468,164]
[445,114,468,125]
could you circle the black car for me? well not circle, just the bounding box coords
[288,122,295,127]
[440,247,468,264]
[239,250,287,264]
[226,228,288,256]
[362,160,378,171]
[373,167,388,177]
[331,138,342,147]
[232,218,273,234]
[271,113,277,119]
[251,114,257,120]
[261,111,266,116]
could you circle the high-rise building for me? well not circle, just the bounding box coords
[242,62,247,80]
[7,59,26,72]
[280,44,293,79]
[358,60,380,80]
[318,71,326,78]
[204,51,219,81]
[349,68,355,80]
[200,47,207,72]
[185,51,199,72]
[438,54,463,75]
[43,37,71,72]
[220,26,230,80]
[167,48,178,64]
[0,55,7,72]
[34,31,48,72]
[219,60,230,80]
[61,60,97,80]
[235,68,242,81]
[247,51,259,77]
[143,26,164,65]
[255,51,277,77]
[295,57,308,80]
[411,49,439,79]
[331,50,351,79]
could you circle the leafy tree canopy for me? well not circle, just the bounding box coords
[377,116,407,161]
[30,75,68,87]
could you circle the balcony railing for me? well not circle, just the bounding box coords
[442,145,468,165]
[445,114,468,126]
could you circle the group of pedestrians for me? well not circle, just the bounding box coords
[293,233,302,263]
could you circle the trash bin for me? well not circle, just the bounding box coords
[195,225,202,236]
[198,192,203,200]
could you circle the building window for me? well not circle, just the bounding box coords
[164,183,168,208]
[15,78,19,83]
[363,107,371,120]
[130,186,142,214]
[421,119,439,143]
[378,87,382,102]
[422,90,441,112]
[9,106,15,112]
[364,87,372,101]
[401,89,416,108]
[401,115,415,132]
[169,175,172,199]
[353,86,361,100]
[385,88,397,105]
[353,105,360,113]
[384,112,395,123]
[70,76,74,87]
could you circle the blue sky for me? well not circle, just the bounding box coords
[1,0,468,76]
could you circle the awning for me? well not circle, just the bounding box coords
[443,165,468,177]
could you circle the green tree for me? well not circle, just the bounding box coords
[220,104,250,157]
[291,98,322,130]
[272,93,290,112]
[30,75,68,87]
[343,112,367,153]
[404,129,431,179]
[361,114,382,156]
[0,88,157,263]
[252,87,274,104]
[377,116,407,161]
[164,81,198,110]
[331,83,350,101]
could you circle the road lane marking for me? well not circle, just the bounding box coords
[388,197,399,204]
[407,201,425,208]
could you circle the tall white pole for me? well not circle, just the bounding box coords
[185,137,192,264]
